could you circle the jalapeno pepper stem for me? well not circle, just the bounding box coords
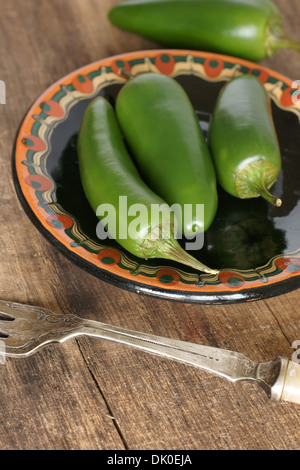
[141,226,219,275]
[268,31,300,55]
[238,176,282,207]
[254,184,282,207]
[160,238,220,275]
[235,160,281,207]
[265,12,300,56]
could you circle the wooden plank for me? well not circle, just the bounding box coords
[0,344,126,450]
[74,292,300,450]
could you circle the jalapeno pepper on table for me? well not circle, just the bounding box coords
[77,96,219,275]
[209,74,282,207]
[108,0,300,62]
[115,72,218,238]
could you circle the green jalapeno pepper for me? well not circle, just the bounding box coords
[209,74,282,207]
[108,0,300,62]
[77,96,218,274]
[115,72,218,239]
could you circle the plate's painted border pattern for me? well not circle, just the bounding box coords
[14,50,300,301]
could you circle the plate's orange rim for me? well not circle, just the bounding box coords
[13,49,300,302]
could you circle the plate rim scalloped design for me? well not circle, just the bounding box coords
[12,49,300,304]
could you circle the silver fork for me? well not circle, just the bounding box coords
[0,299,300,405]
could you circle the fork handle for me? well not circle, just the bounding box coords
[80,321,300,404]
[78,318,231,375]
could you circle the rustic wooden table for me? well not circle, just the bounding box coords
[1,0,300,451]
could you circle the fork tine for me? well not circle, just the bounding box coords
[0,311,15,321]
[0,320,17,338]
[0,317,13,336]
[0,300,19,319]
[0,308,15,337]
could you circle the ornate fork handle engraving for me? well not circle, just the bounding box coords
[19,317,82,352]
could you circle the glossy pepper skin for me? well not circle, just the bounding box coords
[209,75,282,207]
[77,96,218,274]
[115,72,218,238]
[108,0,300,62]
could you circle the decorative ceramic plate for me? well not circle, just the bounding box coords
[13,50,300,304]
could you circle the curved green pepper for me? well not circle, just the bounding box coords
[209,74,282,207]
[77,96,218,274]
[115,72,218,238]
[108,0,300,62]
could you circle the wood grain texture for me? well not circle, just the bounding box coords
[1,0,300,450]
